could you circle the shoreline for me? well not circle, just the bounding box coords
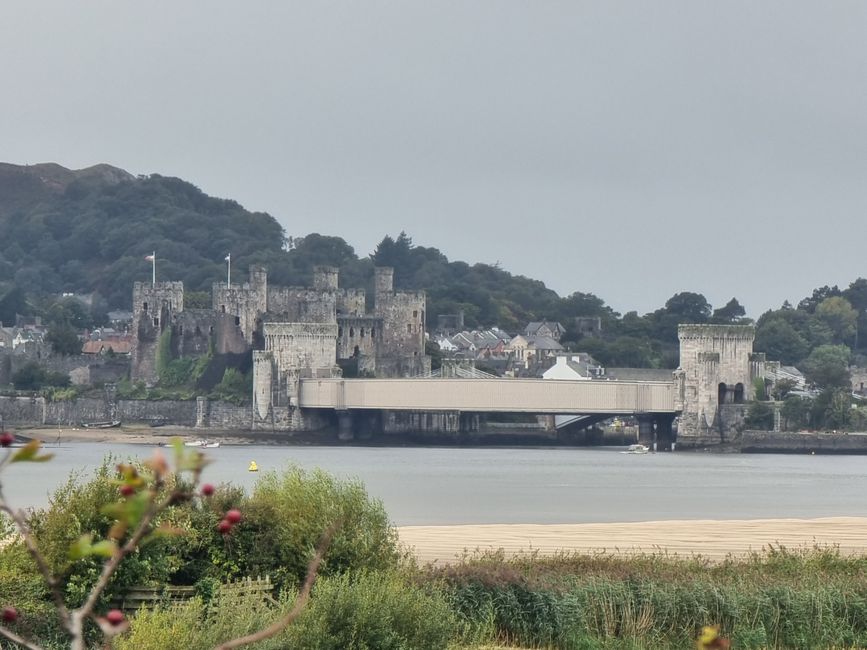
[397,517,867,564]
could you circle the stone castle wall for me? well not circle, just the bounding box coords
[266,288,336,324]
[336,316,380,360]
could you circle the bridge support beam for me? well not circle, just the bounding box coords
[637,414,654,448]
[336,410,355,441]
[653,413,676,451]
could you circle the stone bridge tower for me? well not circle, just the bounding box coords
[676,324,765,447]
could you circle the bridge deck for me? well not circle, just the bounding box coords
[298,378,678,414]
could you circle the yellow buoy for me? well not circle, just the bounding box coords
[248,461,259,472]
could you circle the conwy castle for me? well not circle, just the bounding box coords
[131,265,430,432]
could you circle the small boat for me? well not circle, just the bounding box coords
[622,444,650,454]
[81,420,122,429]
[185,439,221,448]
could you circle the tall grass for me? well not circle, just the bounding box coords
[436,547,867,649]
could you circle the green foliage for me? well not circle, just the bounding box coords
[184,290,211,309]
[235,467,400,589]
[25,460,169,608]
[115,587,293,650]
[12,361,70,390]
[209,367,252,405]
[0,543,65,645]
[780,395,812,431]
[438,548,867,650]
[286,571,455,650]
[802,344,851,389]
[155,328,173,380]
[815,296,858,344]
[752,376,766,401]
[744,401,774,430]
[45,322,82,355]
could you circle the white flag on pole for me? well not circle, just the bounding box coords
[144,254,155,261]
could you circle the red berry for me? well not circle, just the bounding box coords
[2,606,17,623]
[0,432,14,447]
[217,519,233,535]
[119,484,135,497]
[201,483,215,497]
[224,509,242,524]
[105,609,125,626]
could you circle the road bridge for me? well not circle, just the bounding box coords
[299,377,680,447]
[299,377,677,414]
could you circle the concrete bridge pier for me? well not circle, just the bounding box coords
[653,413,676,451]
[336,410,354,441]
[637,414,655,449]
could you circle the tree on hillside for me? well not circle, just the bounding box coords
[802,344,851,389]
[797,285,842,313]
[712,298,747,323]
[814,296,857,344]
[46,323,82,356]
[754,318,809,365]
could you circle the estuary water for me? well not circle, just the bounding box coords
[3,443,866,526]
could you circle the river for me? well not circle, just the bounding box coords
[2,444,866,525]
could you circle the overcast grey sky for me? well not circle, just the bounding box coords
[2,2,865,316]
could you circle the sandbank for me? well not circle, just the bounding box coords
[398,517,867,564]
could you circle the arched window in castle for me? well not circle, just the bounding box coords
[360,328,365,338]
[349,327,355,338]
[235,316,240,326]
[718,382,728,405]
[734,383,745,404]
[142,302,148,313]
[221,305,226,313]
[353,345,359,357]
[370,327,375,338]
[338,327,343,337]
[407,324,412,333]
[153,317,159,327]
[413,310,418,319]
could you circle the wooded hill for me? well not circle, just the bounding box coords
[1,162,865,375]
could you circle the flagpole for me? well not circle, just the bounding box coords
[152,251,156,286]
[227,253,231,285]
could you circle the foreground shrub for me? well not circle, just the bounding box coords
[113,582,292,650]
[285,570,455,650]
[233,467,401,588]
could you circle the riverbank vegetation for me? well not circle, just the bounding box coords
[3,456,867,649]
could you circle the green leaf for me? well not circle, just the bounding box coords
[89,540,118,558]
[69,534,93,561]
[10,439,55,463]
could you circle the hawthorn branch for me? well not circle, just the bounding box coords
[0,491,71,627]
[211,522,339,650]
[0,624,46,650]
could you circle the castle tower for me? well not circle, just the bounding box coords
[677,324,756,446]
[374,267,394,296]
[373,266,428,377]
[212,265,268,345]
[313,266,339,291]
[130,281,185,384]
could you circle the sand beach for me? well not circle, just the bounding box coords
[398,517,867,564]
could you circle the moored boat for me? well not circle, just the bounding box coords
[622,444,650,454]
[81,420,122,429]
